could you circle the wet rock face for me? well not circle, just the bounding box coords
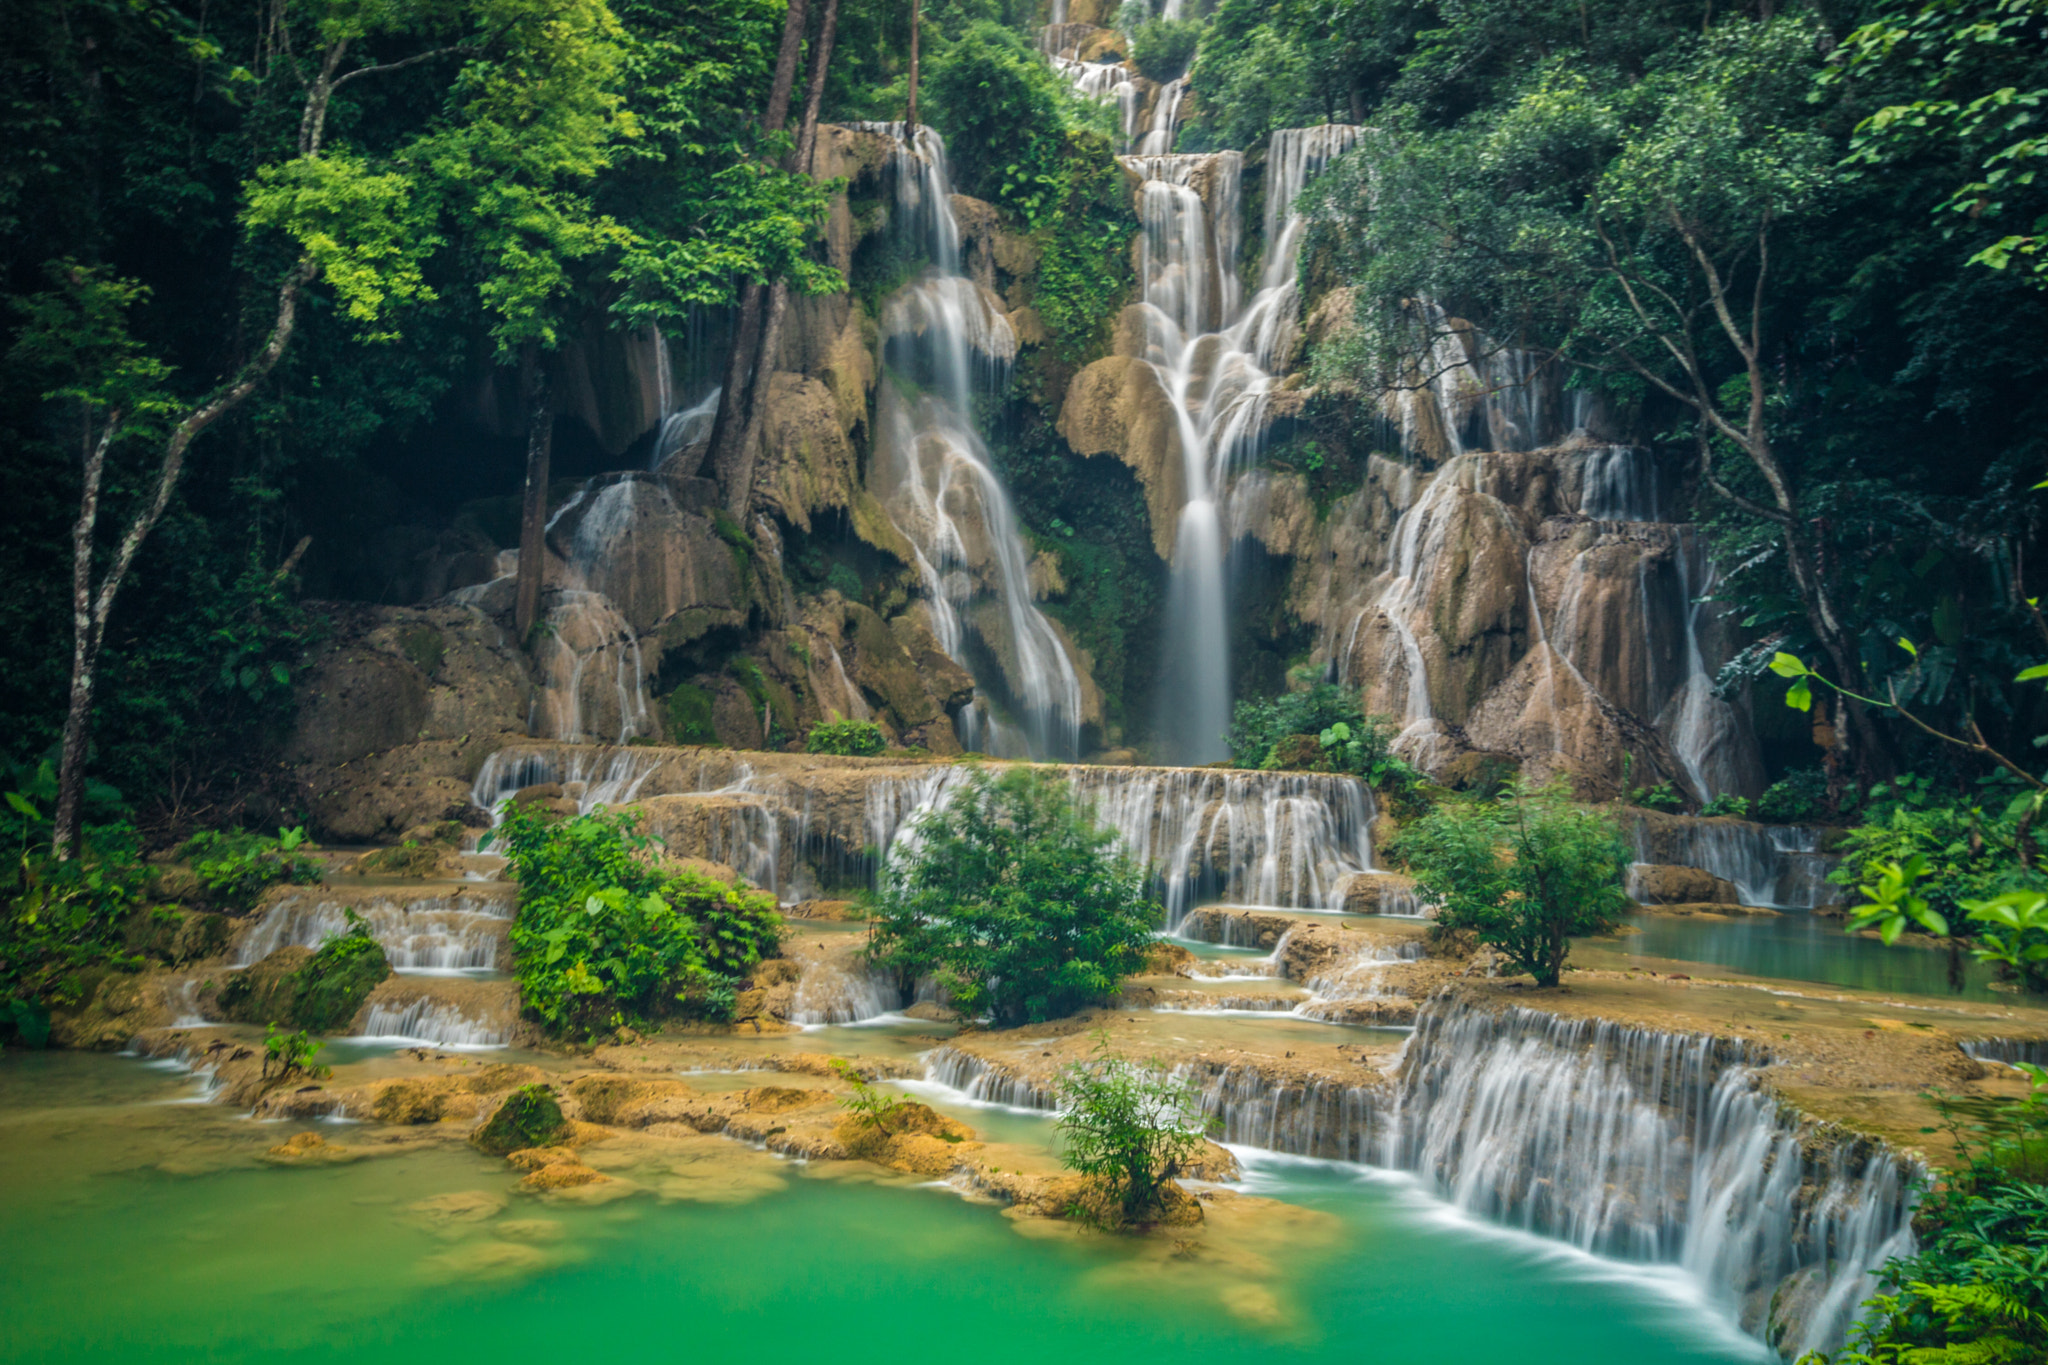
[288,603,530,841]
[1628,864,1739,906]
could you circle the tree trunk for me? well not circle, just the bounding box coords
[704,0,810,499]
[52,411,118,857]
[514,349,553,643]
[907,0,920,133]
[725,0,841,524]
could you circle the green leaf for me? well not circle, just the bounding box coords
[1896,637,1918,657]
[2015,663,2048,682]
[1786,677,1813,712]
[1769,652,1812,679]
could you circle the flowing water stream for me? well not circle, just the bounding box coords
[0,1049,1773,1365]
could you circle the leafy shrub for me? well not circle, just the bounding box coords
[1815,1068,2048,1364]
[1701,793,1751,818]
[1758,768,1830,823]
[1130,18,1201,83]
[472,1084,567,1156]
[866,765,1158,1026]
[826,563,864,601]
[1830,780,2044,933]
[1228,683,1420,789]
[178,826,322,911]
[2,766,145,1041]
[485,805,782,1037]
[805,717,886,757]
[262,1024,328,1081]
[1391,779,1631,987]
[665,683,717,745]
[1627,781,1686,813]
[1055,1034,1208,1225]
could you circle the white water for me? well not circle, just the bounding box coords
[791,958,902,1026]
[1124,128,1360,762]
[1631,815,1833,909]
[235,890,515,973]
[857,123,1084,759]
[925,994,1913,1357]
[354,993,513,1048]
[470,744,1375,918]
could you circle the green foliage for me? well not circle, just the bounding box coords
[665,684,717,745]
[923,21,1133,353]
[261,1024,328,1082]
[1807,1067,2048,1364]
[1626,781,1686,813]
[1130,20,1200,84]
[1829,0,2048,287]
[805,717,887,756]
[177,826,323,912]
[484,803,781,1036]
[1701,793,1752,819]
[1227,681,1420,789]
[1392,780,1631,987]
[1054,1033,1208,1224]
[1831,777,2045,931]
[865,765,1158,1026]
[830,1057,915,1134]
[292,923,392,1031]
[1837,834,2048,992]
[1760,769,1832,824]
[472,1083,569,1156]
[1,766,144,1035]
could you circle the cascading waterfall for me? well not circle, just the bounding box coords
[1631,813,1833,909]
[1126,129,1357,762]
[859,124,1085,760]
[924,994,1914,1358]
[236,889,515,973]
[469,742,1375,918]
[790,959,903,1025]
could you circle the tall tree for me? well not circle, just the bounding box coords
[13,0,633,853]
[704,0,812,490]
[725,0,841,523]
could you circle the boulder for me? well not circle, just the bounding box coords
[1056,355,1186,560]
[1628,864,1739,906]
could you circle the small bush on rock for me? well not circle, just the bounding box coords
[178,825,322,911]
[472,1084,567,1156]
[805,717,886,757]
[1392,779,1630,987]
[1055,1034,1208,1226]
[865,766,1157,1026]
[486,805,782,1037]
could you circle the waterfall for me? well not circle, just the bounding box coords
[1124,131,1359,762]
[1959,1036,2048,1068]
[924,993,1915,1357]
[1050,55,1144,150]
[354,978,517,1047]
[790,959,902,1025]
[1631,814,1833,909]
[857,123,1085,760]
[235,889,515,973]
[469,743,1375,917]
[1136,78,1185,156]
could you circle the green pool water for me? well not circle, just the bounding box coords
[1575,911,2009,1001]
[0,1050,1769,1365]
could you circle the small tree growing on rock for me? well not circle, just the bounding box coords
[1055,1035,1208,1227]
[864,765,1157,1026]
[1393,779,1631,987]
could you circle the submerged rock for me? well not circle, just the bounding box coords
[472,1085,569,1157]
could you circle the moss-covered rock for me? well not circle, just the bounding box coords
[217,936,391,1032]
[122,906,233,966]
[472,1085,569,1157]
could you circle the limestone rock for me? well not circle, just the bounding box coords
[1628,864,1739,906]
[1057,355,1185,560]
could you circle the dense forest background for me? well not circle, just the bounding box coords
[2,0,2044,836]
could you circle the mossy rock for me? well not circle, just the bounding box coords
[374,1079,449,1125]
[216,936,391,1032]
[472,1085,568,1156]
[123,906,233,966]
[291,936,392,1032]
